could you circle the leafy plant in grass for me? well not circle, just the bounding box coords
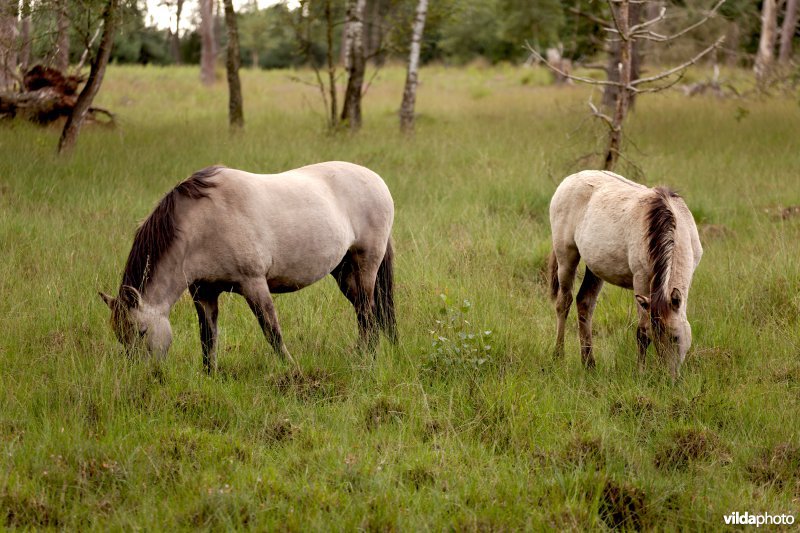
[425,293,493,373]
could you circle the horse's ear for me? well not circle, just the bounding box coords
[670,287,682,311]
[99,292,115,309]
[118,285,142,308]
[635,294,650,312]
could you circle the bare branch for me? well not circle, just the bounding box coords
[637,0,726,43]
[631,36,724,86]
[632,70,686,93]
[525,43,623,87]
[630,6,666,33]
[568,7,615,30]
[588,100,617,131]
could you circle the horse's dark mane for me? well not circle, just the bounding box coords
[120,166,223,293]
[645,186,680,329]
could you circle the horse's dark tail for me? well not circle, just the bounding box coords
[375,238,397,342]
[548,250,559,301]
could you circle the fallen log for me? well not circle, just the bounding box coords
[0,65,114,126]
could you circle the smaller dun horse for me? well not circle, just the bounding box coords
[549,170,702,379]
[100,161,396,372]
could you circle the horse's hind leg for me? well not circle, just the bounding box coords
[553,247,579,358]
[331,249,380,352]
[240,278,298,368]
[190,283,221,374]
[576,267,603,368]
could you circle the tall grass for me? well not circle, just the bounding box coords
[0,64,798,529]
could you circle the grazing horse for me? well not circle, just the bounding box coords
[548,170,702,379]
[99,161,396,373]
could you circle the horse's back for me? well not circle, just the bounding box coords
[181,162,393,290]
[550,171,651,288]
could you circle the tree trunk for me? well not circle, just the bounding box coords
[341,0,367,131]
[325,0,338,128]
[19,0,31,70]
[366,0,385,65]
[0,0,18,90]
[55,0,70,72]
[755,0,778,84]
[222,0,243,130]
[603,0,632,171]
[399,0,428,134]
[779,0,799,63]
[58,0,118,155]
[199,0,216,85]
[171,0,184,65]
[602,0,641,109]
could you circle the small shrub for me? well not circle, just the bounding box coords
[747,442,800,490]
[598,479,648,531]
[654,428,727,470]
[425,293,493,373]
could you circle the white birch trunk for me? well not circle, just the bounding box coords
[399,0,428,133]
[754,0,778,83]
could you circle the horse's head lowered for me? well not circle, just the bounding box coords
[636,286,692,378]
[99,286,173,358]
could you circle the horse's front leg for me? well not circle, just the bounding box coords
[241,278,298,369]
[576,267,603,369]
[191,284,220,374]
[633,276,652,373]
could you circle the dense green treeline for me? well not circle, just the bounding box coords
[21,0,778,69]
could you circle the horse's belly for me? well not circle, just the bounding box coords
[577,240,634,289]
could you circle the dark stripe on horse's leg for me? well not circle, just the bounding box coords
[332,250,379,352]
[191,283,221,374]
[576,267,603,369]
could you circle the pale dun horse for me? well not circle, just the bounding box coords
[100,162,396,373]
[548,170,703,379]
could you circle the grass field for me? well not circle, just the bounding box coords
[1,64,799,530]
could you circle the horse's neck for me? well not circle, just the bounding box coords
[141,247,187,315]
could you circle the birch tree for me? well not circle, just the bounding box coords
[199,0,216,85]
[58,0,118,154]
[754,0,777,84]
[341,0,367,131]
[222,0,243,130]
[399,0,428,134]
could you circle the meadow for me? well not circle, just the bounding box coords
[0,63,799,530]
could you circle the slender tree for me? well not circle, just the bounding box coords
[325,0,339,128]
[55,0,70,71]
[19,0,32,71]
[171,0,185,65]
[399,0,428,134]
[58,0,118,155]
[755,0,778,84]
[602,1,642,109]
[222,0,243,129]
[341,0,367,131]
[0,0,17,89]
[199,0,216,85]
[779,0,799,64]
